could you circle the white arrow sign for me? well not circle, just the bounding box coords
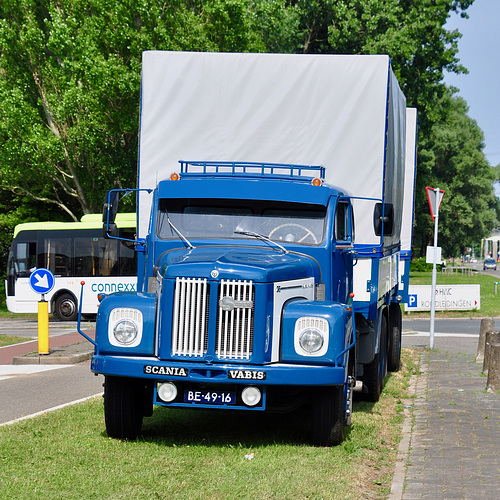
[34,273,49,289]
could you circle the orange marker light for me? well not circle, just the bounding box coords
[311,177,322,186]
[170,172,180,181]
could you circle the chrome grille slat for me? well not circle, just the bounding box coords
[171,277,253,360]
[217,279,254,360]
[172,277,208,357]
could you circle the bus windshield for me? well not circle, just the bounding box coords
[158,199,326,246]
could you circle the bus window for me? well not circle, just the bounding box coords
[74,236,101,276]
[15,242,37,277]
[119,241,136,276]
[101,239,119,276]
[40,238,72,277]
[73,236,136,277]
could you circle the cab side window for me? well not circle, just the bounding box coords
[335,201,353,244]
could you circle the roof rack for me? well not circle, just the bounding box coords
[179,161,325,181]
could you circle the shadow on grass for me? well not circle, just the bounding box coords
[100,375,402,447]
[124,394,382,448]
[137,405,314,447]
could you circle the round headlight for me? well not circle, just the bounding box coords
[113,319,138,345]
[299,328,324,353]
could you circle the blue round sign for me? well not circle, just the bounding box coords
[29,268,55,294]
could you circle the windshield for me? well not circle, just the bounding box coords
[158,199,326,246]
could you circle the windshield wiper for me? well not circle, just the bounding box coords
[167,216,195,249]
[234,230,288,254]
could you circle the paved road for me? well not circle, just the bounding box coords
[402,317,485,354]
[459,261,500,279]
[0,364,103,425]
[0,318,103,426]
[0,317,95,338]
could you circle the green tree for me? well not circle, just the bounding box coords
[0,0,495,268]
[324,0,474,135]
[0,0,261,222]
[414,92,497,256]
[493,163,500,182]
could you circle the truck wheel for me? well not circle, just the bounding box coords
[104,376,144,440]
[362,315,387,402]
[54,293,78,321]
[312,385,344,446]
[388,304,402,372]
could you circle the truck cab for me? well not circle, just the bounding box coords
[94,162,356,446]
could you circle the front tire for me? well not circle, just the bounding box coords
[104,376,145,440]
[312,385,344,446]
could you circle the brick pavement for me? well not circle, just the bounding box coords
[402,350,500,499]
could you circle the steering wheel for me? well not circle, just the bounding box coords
[268,223,318,244]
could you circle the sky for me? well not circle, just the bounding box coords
[443,0,500,196]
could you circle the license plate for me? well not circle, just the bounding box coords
[184,389,236,405]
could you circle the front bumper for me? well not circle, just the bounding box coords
[91,354,347,387]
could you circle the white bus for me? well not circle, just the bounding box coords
[5,214,137,320]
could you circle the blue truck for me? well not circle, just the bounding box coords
[82,52,417,446]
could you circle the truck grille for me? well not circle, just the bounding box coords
[171,277,254,359]
[172,277,209,357]
[216,279,254,360]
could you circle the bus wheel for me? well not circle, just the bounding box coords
[104,376,144,440]
[311,385,344,446]
[54,294,78,321]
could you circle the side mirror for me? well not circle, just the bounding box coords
[102,190,119,238]
[373,203,394,236]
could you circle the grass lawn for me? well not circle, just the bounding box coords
[0,334,30,347]
[0,350,419,499]
[0,312,37,346]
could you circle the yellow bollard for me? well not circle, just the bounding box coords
[38,298,49,355]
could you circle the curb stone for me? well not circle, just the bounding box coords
[12,342,93,365]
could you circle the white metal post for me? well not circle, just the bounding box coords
[429,187,440,350]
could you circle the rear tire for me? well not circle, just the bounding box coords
[54,293,78,321]
[362,315,387,402]
[388,304,402,372]
[312,385,344,446]
[104,376,144,440]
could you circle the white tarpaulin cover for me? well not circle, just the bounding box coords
[401,108,417,253]
[138,51,407,243]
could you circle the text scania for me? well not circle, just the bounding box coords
[143,365,188,377]
[91,282,136,293]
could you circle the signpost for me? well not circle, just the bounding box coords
[426,187,445,350]
[29,268,55,355]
